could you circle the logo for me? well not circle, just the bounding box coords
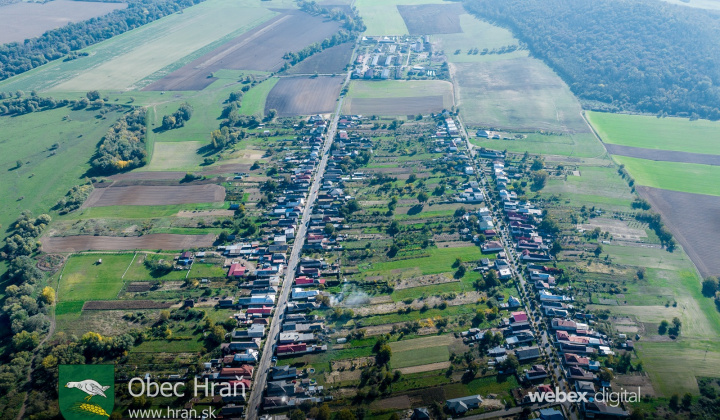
[59,365,114,420]
[527,386,640,407]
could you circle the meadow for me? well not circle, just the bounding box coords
[56,254,134,304]
[362,246,484,276]
[542,165,636,210]
[471,132,606,158]
[0,106,123,234]
[434,14,528,63]
[612,156,720,196]
[587,111,720,155]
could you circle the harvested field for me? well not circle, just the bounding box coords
[126,282,153,292]
[394,274,458,290]
[145,10,342,91]
[285,43,354,75]
[369,395,412,410]
[398,361,451,375]
[346,97,445,116]
[265,76,344,116]
[636,186,720,277]
[109,171,187,181]
[82,185,225,208]
[605,143,720,166]
[83,300,174,310]
[397,3,464,35]
[0,0,127,44]
[177,210,235,218]
[42,234,216,253]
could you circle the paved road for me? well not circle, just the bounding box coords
[245,75,349,420]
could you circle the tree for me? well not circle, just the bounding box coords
[407,173,417,183]
[335,410,356,420]
[324,223,335,235]
[454,264,467,279]
[86,90,100,101]
[702,277,719,297]
[598,367,614,382]
[40,286,55,305]
[531,170,548,190]
[317,404,331,420]
[669,394,680,411]
[290,409,306,420]
[161,115,176,130]
[550,240,562,257]
[658,319,669,335]
[530,158,544,171]
[682,392,692,409]
[594,245,603,257]
[15,160,23,169]
[376,344,392,366]
[13,330,39,351]
[387,221,400,236]
[417,191,429,204]
[499,354,519,372]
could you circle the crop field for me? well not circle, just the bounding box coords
[434,14,528,64]
[636,186,720,277]
[586,111,720,155]
[454,57,589,132]
[41,233,216,253]
[397,3,464,35]
[354,0,446,35]
[265,76,345,116]
[471,132,606,158]
[57,254,132,304]
[82,185,226,207]
[0,106,124,236]
[342,80,454,115]
[284,43,355,75]
[145,9,342,91]
[0,0,127,44]
[612,156,720,196]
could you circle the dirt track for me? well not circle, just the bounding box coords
[636,186,720,276]
[41,233,216,253]
[265,76,344,116]
[82,185,225,207]
[144,10,341,91]
[397,3,464,35]
[605,143,720,166]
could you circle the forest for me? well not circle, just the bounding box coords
[464,0,720,119]
[0,0,205,81]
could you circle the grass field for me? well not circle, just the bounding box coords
[391,345,450,368]
[240,77,280,116]
[57,254,133,304]
[342,80,454,115]
[354,0,445,35]
[0,107,123,235]
[435,14,528,63]
[51,0,277,91]
[59,201,225,220]
[0,0,281,93]
[362,246,483,276]
[471,132,606,158]
[587,111,720,155]
[454,57,589,133]
[612,156,720,196]
[542,165,635,210]
[146,141,206,171]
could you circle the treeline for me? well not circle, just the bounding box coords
[635,211,676,251]
[298,0,366,32]
[282,30,356,66]
[53,184,94,215]
[464,0,720,119]
[0,91,123,116]
[90,109,147,174]
[0,0,206,81]
[161,102,193,130]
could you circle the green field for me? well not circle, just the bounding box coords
[471,132,607,159]
[613,156,720,196]
[345,80,453,100]
[60,202,225,220]
[354,0,445,35]
[362,246,484,276]
[0,107,124,234]
[542,165,635,209]
[587,111,720,155]
[391,345,449,368]
[57,254,133,304]
[239,77,279,116]
[435,14,528,63]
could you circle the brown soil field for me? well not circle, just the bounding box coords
[397,3,464,35]
[394,274,457,290]
[397,361,451,375]
[284,43,354,75]
[344,96,445,116]
[41,233,216,253]
[83,300,173,310]
[144,10,342,91]
[605,143,720,166]
[265,76,344,116]
[636,186,720,276]
[0,0,126,44]
[82,185,225,208]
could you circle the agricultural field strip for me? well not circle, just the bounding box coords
[603,143,720,166]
